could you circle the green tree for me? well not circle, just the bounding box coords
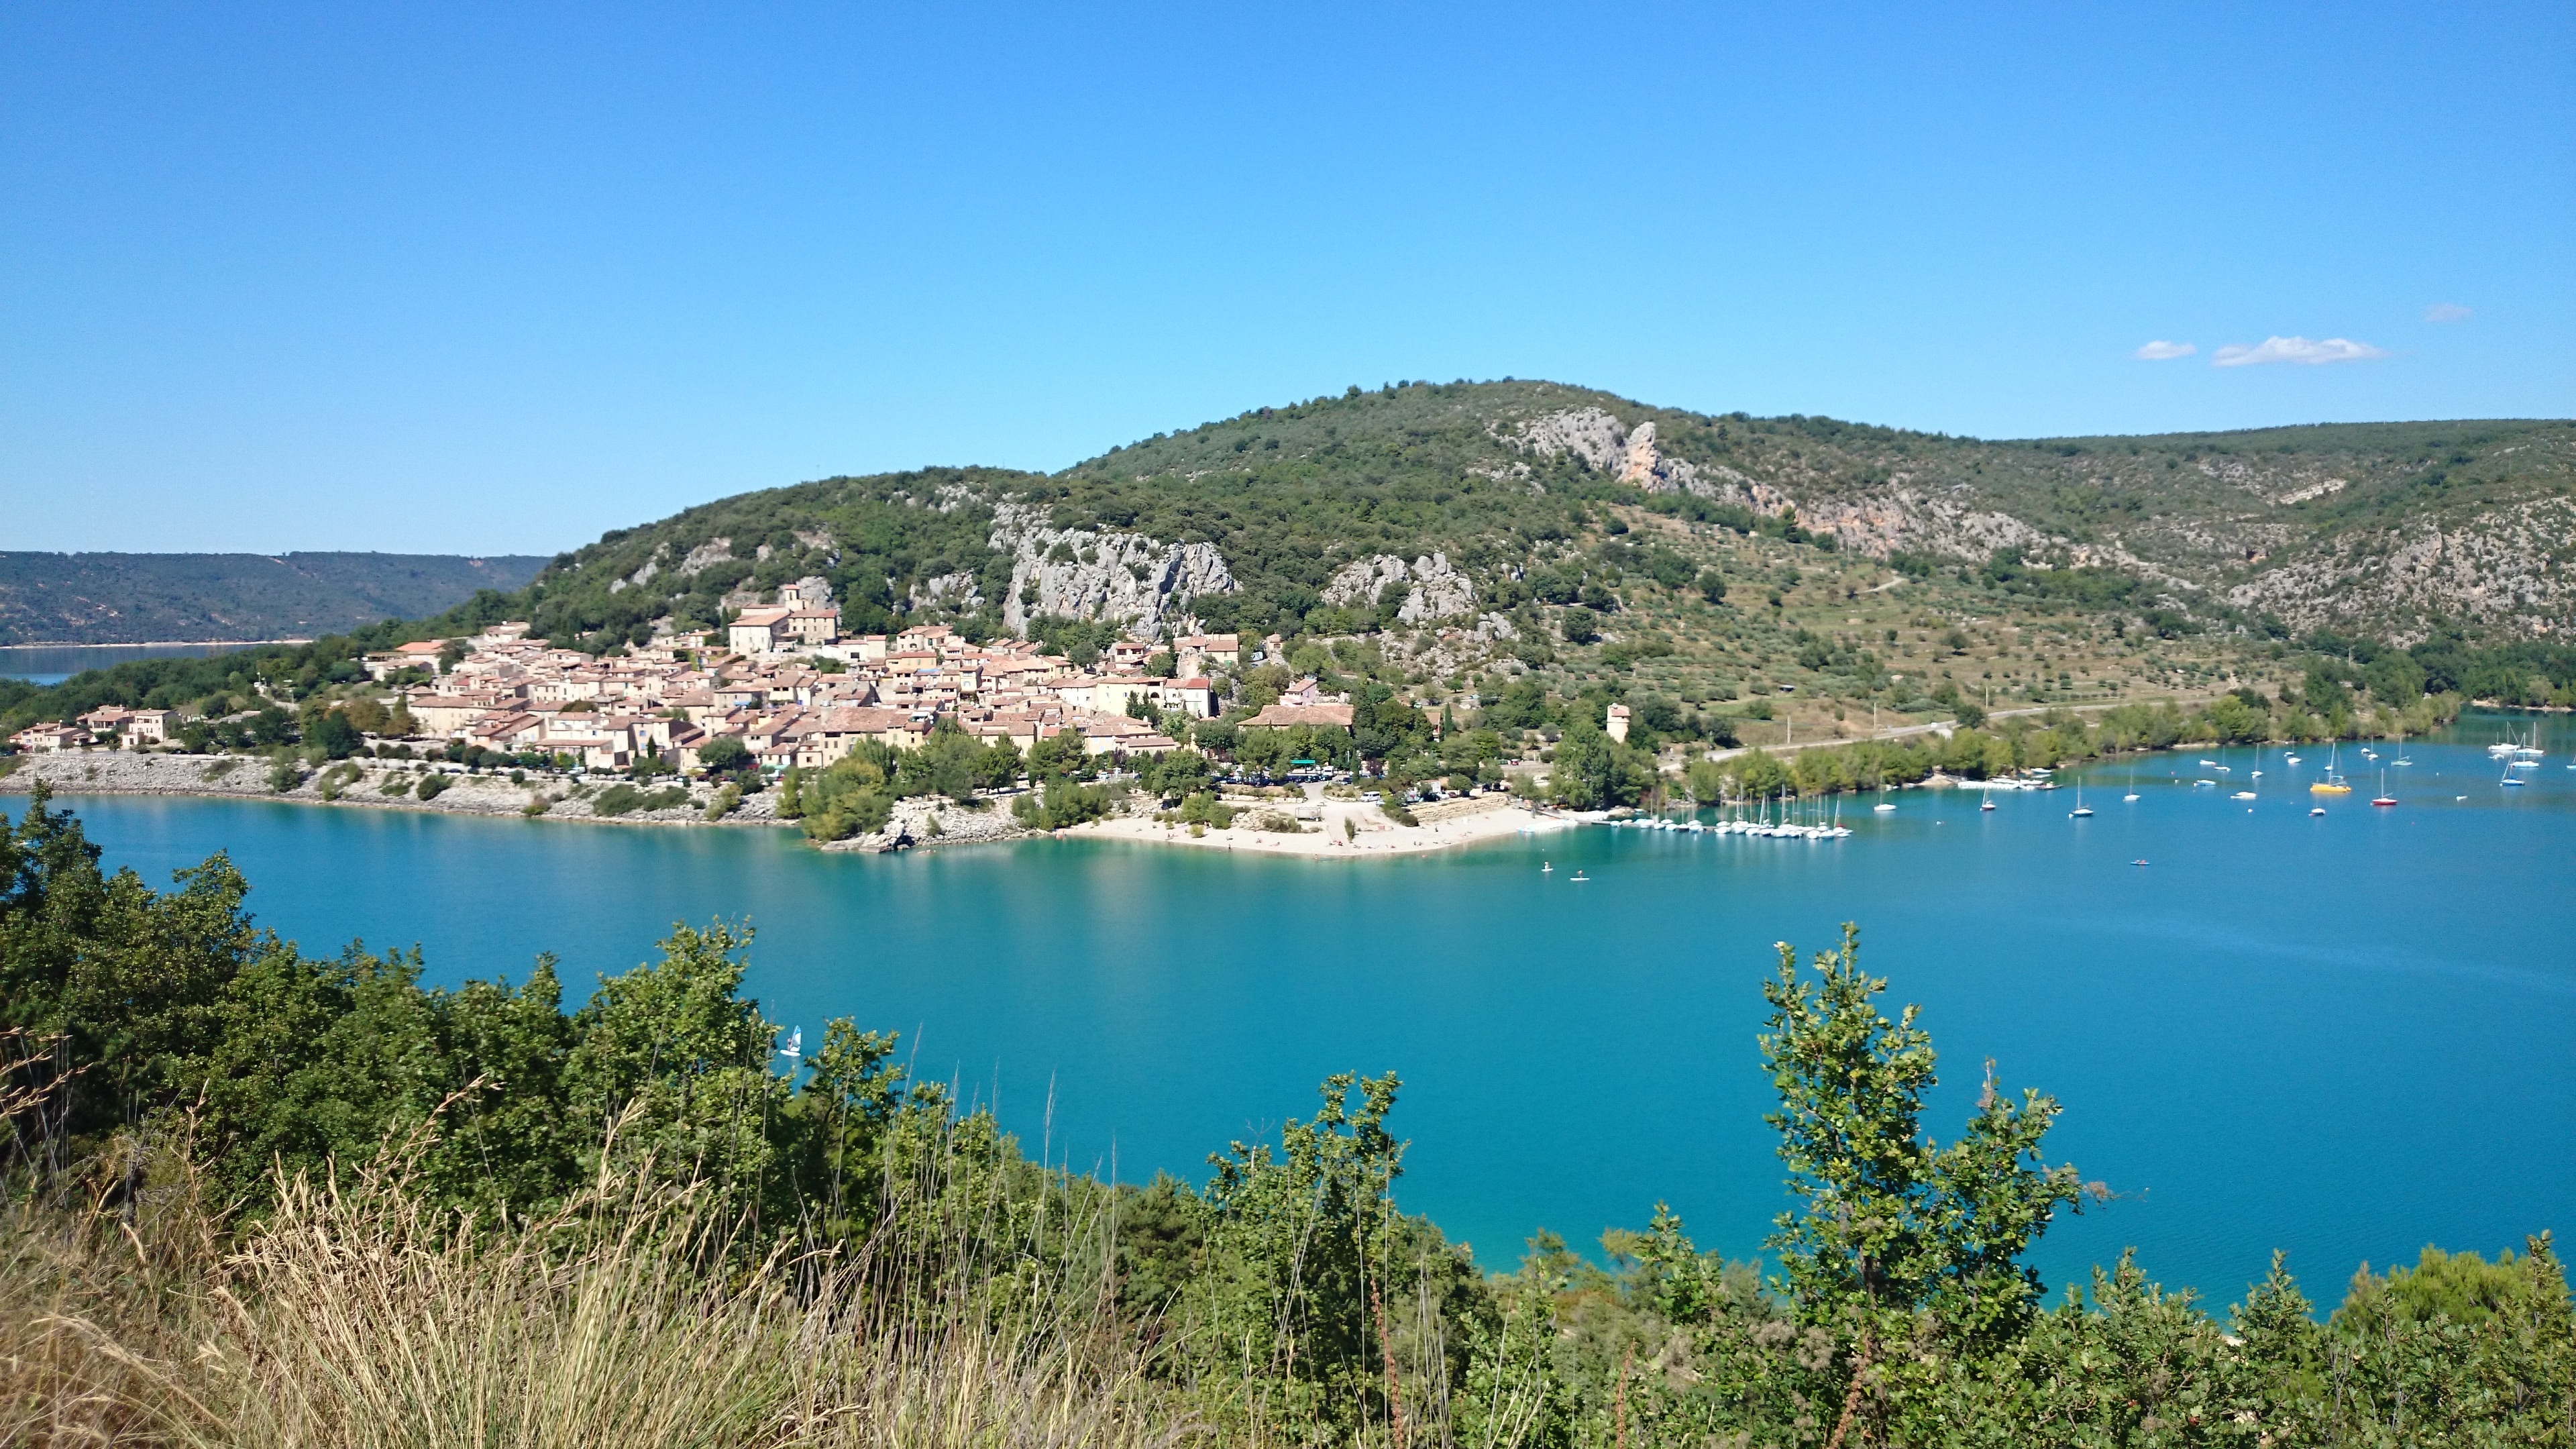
[1201,1071,1410,1425]
[1028,725,1088,781]
[565,920,789,1211]
[696,735,754,777]
[1684,757,1729,806]
[1760,926,2090,1434]
[310,709,363,759]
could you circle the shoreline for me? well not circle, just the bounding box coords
[1067,793,1582,859]
[0,751,1575,859]
[1,750,783,830]
[0,637,313,652]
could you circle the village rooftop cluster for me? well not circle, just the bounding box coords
[11,576,1380,775]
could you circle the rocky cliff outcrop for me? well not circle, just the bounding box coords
[989,502,1236,639]
[1320,553,1477,624]
[1510,408,2097,570]
[1509,410,1786,510]
[2226,496,2576,644]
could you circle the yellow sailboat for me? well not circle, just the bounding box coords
[2310,741,2352,795]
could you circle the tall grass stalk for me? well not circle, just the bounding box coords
[6,1112,1201,1448]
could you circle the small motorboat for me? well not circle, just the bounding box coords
[2232,791,2257,800]
[2131,859,2149,867]
[1541,861,1552,873]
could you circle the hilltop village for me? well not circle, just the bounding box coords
[15,576,1369,771]
[5,574,1594,853]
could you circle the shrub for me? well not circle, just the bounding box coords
[1013,777,1116,830]
[414,773,449,802]
[592,784,690,816]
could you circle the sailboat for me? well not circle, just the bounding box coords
[2310,742,2352,796]
[2371,769,2396,807]
[777,1027,802,1062]
[2070,782,2092,818]
[1980,794,1996,811]
[2394,731,2412,767]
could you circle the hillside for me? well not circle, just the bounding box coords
[0,551,548,646]
[375,384,2569,742]
[456,382,2571,653]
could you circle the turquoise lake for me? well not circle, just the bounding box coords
[23,712,2575,1311]
[0,643,263,688]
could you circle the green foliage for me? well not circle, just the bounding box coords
[695,735,755,777]
[413,772,449,801]
[566,920,787,1200]
[309,709,364,760]
[1546,718,1652,809]
[799,754,893,841]
[590,784,690,816]
[7,791,2571,1446]
[1762,926,2088,1358]
[1012,775,1116,830]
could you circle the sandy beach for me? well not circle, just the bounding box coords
[1071,791,1580,857]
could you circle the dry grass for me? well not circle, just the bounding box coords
[3,1120,1197,1449]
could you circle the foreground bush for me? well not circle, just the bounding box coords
[3,788,2569,1446]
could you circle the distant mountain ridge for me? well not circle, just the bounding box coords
[0,551,549,646]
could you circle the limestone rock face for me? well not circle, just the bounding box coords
[911,572,981,610]
[1509,410,1780,508]
[676,539,735,576]
[1509,407,2121,574]
[989,502,1236,640]
[1321,553,1477,624]
[2223,496,2576,645]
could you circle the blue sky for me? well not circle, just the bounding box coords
[5,2,2569,553]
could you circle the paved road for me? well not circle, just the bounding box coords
[1691,692,2225,765]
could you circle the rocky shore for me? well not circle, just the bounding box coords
[3,749,1564,859]
[1,749,777,828]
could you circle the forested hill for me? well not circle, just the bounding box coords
[0,551,547,646]
[425,380,2571,654]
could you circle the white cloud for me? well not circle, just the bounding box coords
[2134,340,2196,360]
[2424,303,2472,323]
[2210,335,2390,368]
